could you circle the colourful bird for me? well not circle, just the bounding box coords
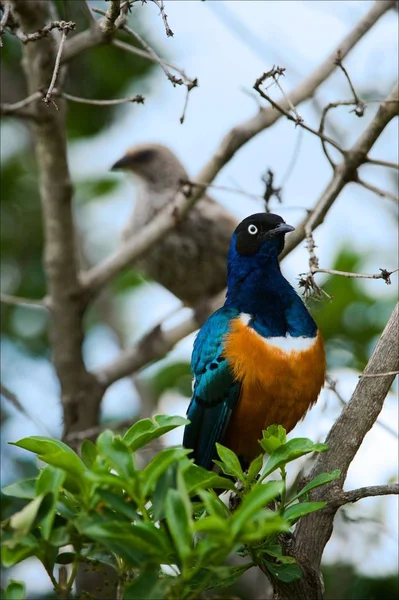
[183,213,326,470]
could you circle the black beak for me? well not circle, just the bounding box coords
[263,222,295,239]
[275,222,295,235]
[111,155,132,171]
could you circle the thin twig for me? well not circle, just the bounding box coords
[0,91,43,115]
[356,177,399,203]
[0,293,49,309]
[15,20,76,43]
[269,66,304,123]
[254,72,346,156]
[151,0,174,37]
[179,178,309,207]
[310,266,398,284]
[65,418,134,443]
[365,157,399,169]
[43,23,75,108]
[332,484,399,508]
[56,90,145,106]
[335,50,366,117]
[318,100,356,169]
[0,384,52,435]
[326,375,398,439]
[360,371,399,378]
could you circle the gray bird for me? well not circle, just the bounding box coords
[111,143,238,306]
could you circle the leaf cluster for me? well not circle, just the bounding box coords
[1,418,340,599]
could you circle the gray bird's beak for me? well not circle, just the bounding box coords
[111,155,132,171]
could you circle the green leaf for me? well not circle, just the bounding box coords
[232,481,283,537]
[10,437,86,480]
[81,439,98,468]
[75,516,172,566]
[284,501,327,524]
[10,495,44,534]
[261,438,328,479]
[2,479,37,500]
[49,526,70,548]
[289,470,341,503]
[247,455,263,483]
[123,415,189,451]
[142,447,190,497]
[1,535,38,567]
[4,580,26,600]
[124,566,170,600]
[198,490,229,519]
[152,463,179,521]
[263,560,302,582]
[215,443,245,483]
[10,436,77,458]
[95,490,139,521]
[35,467,66,540]
[182,463,236,495]
[188,564,253,593]
[260,425,287,454]
[96,431,135,479]
[165,488,193,566]
[193,515,230,537]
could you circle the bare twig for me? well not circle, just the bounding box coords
[318,100,356,168]
[43,22,75,108]
[326,374,398,439]
[360,371,399,378]
[0,90,44,120]
[55,90,145,106]
[335,50,366,117]
[365,157,399,169]
[65,418,134,443]
[332,483,399,508]
[151,0,174,37]
[254,72,345,155]
[283,85,399,276]
[0,383,52,435]
[94,290,226,387]
[262,169,282,212]
[0,292,49,309]
[99,0,121,34]
[15,19,75,43]
[308,266,398,284]
[355,177,399,203]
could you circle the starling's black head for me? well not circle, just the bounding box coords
[234,213,295,256]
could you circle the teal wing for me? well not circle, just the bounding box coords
[183,307,241,470]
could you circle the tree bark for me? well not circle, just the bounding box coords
[270,303,399,599]
[11,0,104,442]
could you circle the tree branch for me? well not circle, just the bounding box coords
[332,484,399,508]
[81,2,395,299]
[281,84,398,263]
[10,0,104,442]
[271,303,399,600]
[94,291,225,387]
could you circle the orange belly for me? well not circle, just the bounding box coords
[222,318,326,462]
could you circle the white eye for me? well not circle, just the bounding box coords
[248,224,258,235]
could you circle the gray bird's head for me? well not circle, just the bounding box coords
[111,143,188,192]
